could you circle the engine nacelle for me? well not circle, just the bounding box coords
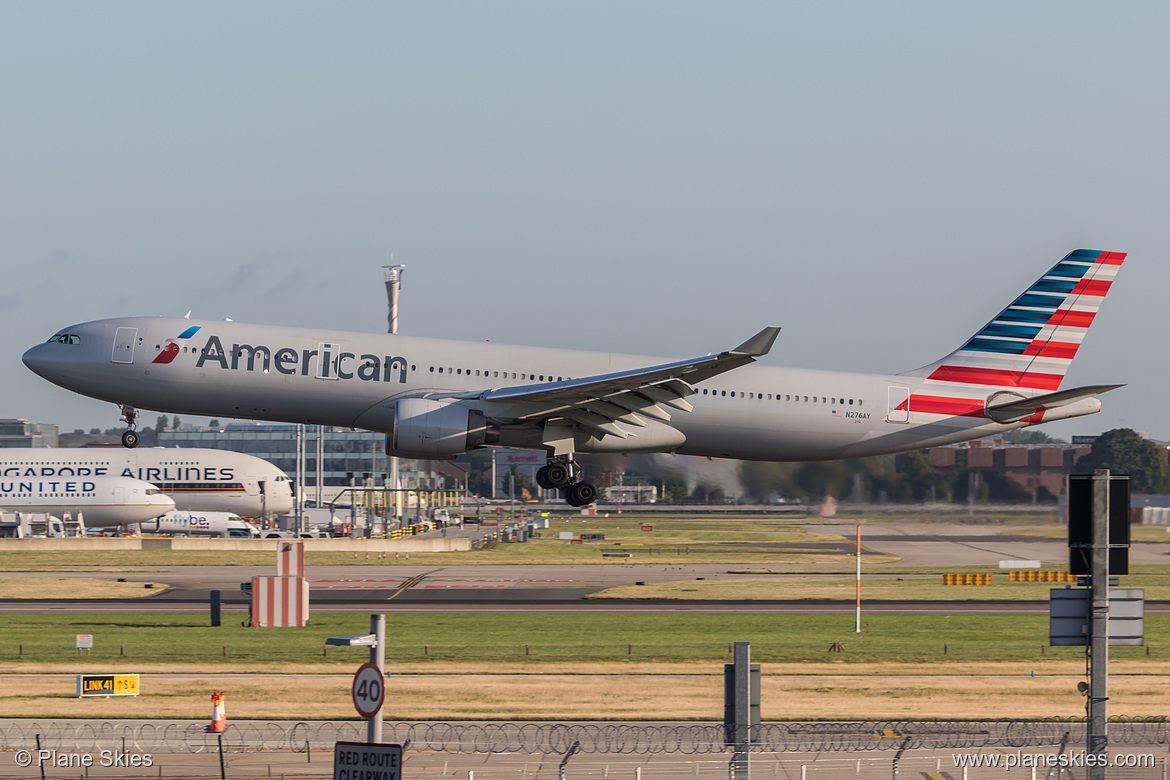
[387,398,489,458]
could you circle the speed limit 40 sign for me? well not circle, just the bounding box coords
[351,662,385,718]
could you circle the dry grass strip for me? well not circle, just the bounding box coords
[4,662,1169,721]
[0,577,168,599]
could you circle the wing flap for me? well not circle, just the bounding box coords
[462,326,778,439]
[565,409,631,439]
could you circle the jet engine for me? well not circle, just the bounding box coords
[386,398,491,458]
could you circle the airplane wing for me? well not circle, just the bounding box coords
[456,327,780,440]
[984,384,1124,424]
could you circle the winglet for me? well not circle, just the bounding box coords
[732,326,780,357]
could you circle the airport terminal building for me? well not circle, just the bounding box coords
[0,418,58,448]
[158,423,416,489]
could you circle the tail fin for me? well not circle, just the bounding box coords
[899,249,1125,390]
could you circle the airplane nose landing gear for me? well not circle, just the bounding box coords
[119,404,140,449]
[537,456,597,508]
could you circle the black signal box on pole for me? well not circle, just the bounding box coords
[1068,473,1130,576]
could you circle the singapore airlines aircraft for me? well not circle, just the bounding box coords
[0,448,293,518]
[0,476,175,526]
[23,249,1124,506]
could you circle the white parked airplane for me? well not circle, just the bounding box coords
[139,510,259,538]
[23,249,1124,506]
[0,448,293,518]
[0,476,175,525]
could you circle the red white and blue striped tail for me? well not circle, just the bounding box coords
[900,249,1125,391]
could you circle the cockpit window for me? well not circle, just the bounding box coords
[46,334,80,345]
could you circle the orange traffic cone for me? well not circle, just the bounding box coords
[209,691,227,732]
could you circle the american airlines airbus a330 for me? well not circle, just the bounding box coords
[23,249,1124,506]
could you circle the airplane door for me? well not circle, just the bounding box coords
[886,385,910,424]
[111,328,138,364]
[113,485,125,504]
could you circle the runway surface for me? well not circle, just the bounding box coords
[3,521,1167,614]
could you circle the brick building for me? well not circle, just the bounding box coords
[917,438,1168,499]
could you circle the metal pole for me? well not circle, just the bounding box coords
[384,264,404,528]
[349,473,359,540]
[368,613,386,743]
[382,476,390,536]
[731,641,751,779]
[315,425,323,510]
[296,424,305,534]
[1088,469,1110,774]
[383,264,404,336]
[365,472,374,537]
[855,524,862,633]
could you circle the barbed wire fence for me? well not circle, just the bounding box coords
[2,717,1168,755]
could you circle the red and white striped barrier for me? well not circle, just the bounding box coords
[251,576,310,627]
[276,541,305,577]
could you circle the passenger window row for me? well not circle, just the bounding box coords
[698,388,863,407]
[429,367,568,382]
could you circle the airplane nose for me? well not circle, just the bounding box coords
[22,342,66,382]
[22,343,50,377]
[23,340,85,388]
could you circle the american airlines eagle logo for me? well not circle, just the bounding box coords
[152,325,202,364]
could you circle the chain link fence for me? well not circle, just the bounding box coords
[2,717,1168,755]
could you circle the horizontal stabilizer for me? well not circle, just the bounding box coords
[984,384,1124,424]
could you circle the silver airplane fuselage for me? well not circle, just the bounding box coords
[24,316,1069,462]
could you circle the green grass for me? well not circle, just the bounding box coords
[1,612,1168,666]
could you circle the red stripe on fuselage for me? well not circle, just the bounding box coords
[926,365,1063,390]
[908,395,986,418]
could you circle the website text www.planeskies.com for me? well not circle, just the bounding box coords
[953,751,1155,771]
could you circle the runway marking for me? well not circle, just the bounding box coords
[428,578,581,583]
[386,572,429,600]
[311,584,400,590]
[310,578,581,592]
[423,585,508,589]
[310,578,580,584]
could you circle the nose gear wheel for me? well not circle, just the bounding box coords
[119,405,140,449]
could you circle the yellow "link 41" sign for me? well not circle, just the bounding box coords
[76,674,139,697]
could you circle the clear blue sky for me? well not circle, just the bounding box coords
[3,2,1167,441]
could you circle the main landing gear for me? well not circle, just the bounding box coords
[536,456,598,508]
[119,404,140,449]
